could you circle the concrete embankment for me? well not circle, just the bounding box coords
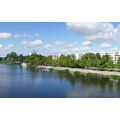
[46,66,120,76]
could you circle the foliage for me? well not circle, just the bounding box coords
[2,51,120,70]
[3,52,18,64]
[74,71,80,75]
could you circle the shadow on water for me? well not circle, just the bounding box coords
[28,67,120,90]
[48,71,120,90]
[27,67,120,97]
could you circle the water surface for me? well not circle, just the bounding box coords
[0,64,120,98]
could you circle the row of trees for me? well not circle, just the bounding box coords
[1,52,120,69]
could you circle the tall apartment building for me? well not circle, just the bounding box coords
[100,51,120,64]
[112,51,120,64]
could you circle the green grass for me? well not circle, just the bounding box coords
[87,73,104,77]
[49,68,55,71]
[58,69,70,73]
[87,72,120,80]
[49,68,120,80]
[49,68,70,73]
[74,71,80,75]
[108,75,120,80]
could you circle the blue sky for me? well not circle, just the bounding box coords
[0,22,119,56]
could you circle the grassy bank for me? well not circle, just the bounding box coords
[49,68,120,80]
[49,68,70,73]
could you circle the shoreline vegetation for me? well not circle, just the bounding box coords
[1,51,120,80]
[37,66,120,80]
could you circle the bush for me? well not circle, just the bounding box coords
[74,71,80,75]
[87,73,104,77]
[59,69,69,73]
[108,75,120,80]
[49,68,54,71]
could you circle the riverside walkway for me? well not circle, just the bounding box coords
[37,66,120,76]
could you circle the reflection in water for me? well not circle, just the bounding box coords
[0,64,120,97]
[50,72,120,97]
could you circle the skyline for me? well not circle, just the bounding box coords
[0,22,120,57]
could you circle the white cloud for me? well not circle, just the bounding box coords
[29,40,43,47]
[66,22,118,42]
[54,41,64,45]
[54,41,77,48]
[8,44,14,48]
[82,41,92,46]
[44,44,55,51]
[0,44,3,48]
[22,41,29,46]
[14,33,37,38]
[100,43,111,49]
[60,49,68,53]
[0,44,16,57]
[14,34,22,38]
[0,32,12,39]
[64,42,77,48]
[22,40,43,48]
[112,47,119,51]
[72,46,91,53]
[34,33,40,37]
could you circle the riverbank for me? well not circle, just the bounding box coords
[36,66,120,80]
[37,66,120,76]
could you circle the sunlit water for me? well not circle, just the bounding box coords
[0,64,120,98]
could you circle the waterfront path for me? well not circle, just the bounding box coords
[42,66,120,76]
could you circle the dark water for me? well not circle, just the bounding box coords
[0,64,120,98]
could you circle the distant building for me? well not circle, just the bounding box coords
[100,51,120,64]
[75,53,83,60]
[52,54,61,60]
[52,54,57,60]
[29,50,37,56]
[111,51,120,64]
[58,54,61,58]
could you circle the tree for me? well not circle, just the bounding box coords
[17,54,24,63]
[98,55,112,68]
[80,53,99,68]
[5,52,18,64]
[117,57,120,68]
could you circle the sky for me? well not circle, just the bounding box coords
[0,22,120,57]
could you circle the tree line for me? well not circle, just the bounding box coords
[1,52,120,69]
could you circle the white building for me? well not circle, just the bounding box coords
[52,54,57,60]
[52,54,61,60]
[29,50,37,56]
[75,53,83,60]
[111,51,120,64]
[100,51,120,64]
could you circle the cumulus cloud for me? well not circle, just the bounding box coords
[64,42,77,48]
[112,47,119,51]
[54,41,77,49]
[29,40,43,47]
[66,22,119,42]
[0,32,12,39]
[72,46,91,53]
[0,44,3,48]
[14,33,39,38]
[44,44,55,51]
[8,44,14,48]
[0,44,16,57]
[14,34,22,38]
[60,49,68,53]
[22,40,43,48]
[54,41,64,46]
[34,33,40,37]
[100,43,111,49]
[82,41,92,46]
